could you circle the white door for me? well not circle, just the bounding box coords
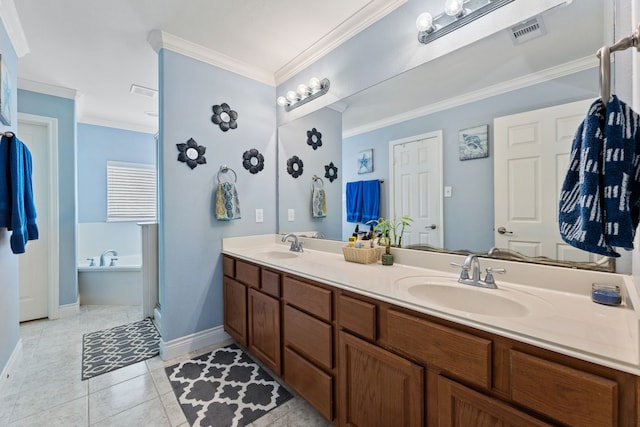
[18,118,57,321]
[493,99,599,262]
[389,131,443,247]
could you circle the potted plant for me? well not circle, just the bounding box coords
[367,216,413,265]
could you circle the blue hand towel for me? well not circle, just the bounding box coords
[0,134,39,254]
[346,181,363,223]
[361,179,380,223]
[559,95,640,257]
[215,181,241,220]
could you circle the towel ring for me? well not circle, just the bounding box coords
[312,175,324,187]
[217,165,237,183]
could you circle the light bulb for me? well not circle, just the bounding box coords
[415,12,434,33]
[276,96,287,107]
[444,0,465,17]
[297,84,310,96]
[309,77,321,91]
[286,90,298,102]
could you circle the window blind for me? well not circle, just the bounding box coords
[107,161,157,222]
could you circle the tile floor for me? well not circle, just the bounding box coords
[0,305,331,426]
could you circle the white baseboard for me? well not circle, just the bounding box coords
[0,339,23,394]
[152,307,161,334]
[58,301,80,318]
[159,325,230,361]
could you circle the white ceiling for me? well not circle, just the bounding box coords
[12,0,405,134]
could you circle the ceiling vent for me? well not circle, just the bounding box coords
[129,84,158,99]
[509,16,546,45]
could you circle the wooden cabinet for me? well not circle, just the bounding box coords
[222,255,640,426]
[248,288,281,374]
[223,276,246,346]
[339,331,423,427]
[436,376,551,427]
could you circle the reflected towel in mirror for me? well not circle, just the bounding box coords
[312,181,326,218]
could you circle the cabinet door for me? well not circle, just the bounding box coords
[223,276,247,346]
[248,288,281,374]
[437,376,551,427]
[339,332,423,427]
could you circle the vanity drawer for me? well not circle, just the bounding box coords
[283,304,333,370]
[282,276,332,321]
[338,294,376,341]
[510,350,618,426]
[284,347,333,421]
[235,260,260,288]
[386,309,491,389]
[260,269,281,298]
[222,255,235,277]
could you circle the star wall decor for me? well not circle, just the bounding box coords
[176,138,206,169]
[306,128,322,150]
[324,162,338,183]
[211,103,238,132]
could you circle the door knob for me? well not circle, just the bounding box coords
[426,224,436,230]
[497,226,513,235]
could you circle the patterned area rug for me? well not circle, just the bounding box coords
[82,318,160,380]
[165,344,293,427]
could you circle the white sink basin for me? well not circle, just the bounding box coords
[407,284,529,317]
[394,276,552,318]
[256,250,300,260]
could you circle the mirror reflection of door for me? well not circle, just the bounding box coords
[493,99,601,262]
[389,131,443,247]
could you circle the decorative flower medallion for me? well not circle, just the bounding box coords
[176,138,206,169]
[324,162,338,183]
[306,128,322,150]
[242,148,265,174]
[286,156,304,178]
[211,103,238,132]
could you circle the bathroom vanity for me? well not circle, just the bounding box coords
[222,235,640,426]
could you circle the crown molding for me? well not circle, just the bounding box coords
[274,0,407,85]
[343,55,597,138]
[0,0,29,57]
[79,115,158,135]
[18,78,79,100]
[148,30,275,86]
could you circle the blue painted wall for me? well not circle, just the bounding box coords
[18,90,77,305]
[342,69,598,251]
[0,20,20,376]
[158,49,276,342]
[77,123,156,223]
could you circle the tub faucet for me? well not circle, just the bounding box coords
[99,249,118,267]
[451,254,505,289]
[282,234,303,252]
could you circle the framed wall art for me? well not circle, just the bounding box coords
[357,149,373,174]
[459,125,488,161]
[0,55,12,126]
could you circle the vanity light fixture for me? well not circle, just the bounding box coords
[417,0,514,44]
[276,77,330,112]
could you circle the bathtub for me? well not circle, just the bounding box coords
[78,255,142,306]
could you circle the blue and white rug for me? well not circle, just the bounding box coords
[82,318,160,380]
[165,344,293,427]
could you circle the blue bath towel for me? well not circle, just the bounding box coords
[361,179,380,223]
[346,181,363,223]
[559,95,640,257]
[0,134,39,254]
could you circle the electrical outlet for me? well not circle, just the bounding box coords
[444,186,452,198]
[288,209,295,222]
[255,209,264,223]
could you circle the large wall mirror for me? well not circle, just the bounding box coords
[277,0,626,272]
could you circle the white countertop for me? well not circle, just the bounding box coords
[222,234,640,375]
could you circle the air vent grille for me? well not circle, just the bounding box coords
[509,16,546,45]
[129,84,158,98]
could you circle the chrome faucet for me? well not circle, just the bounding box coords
[282,234,303,252]
[451,254,505,289]
[99,249,118,267]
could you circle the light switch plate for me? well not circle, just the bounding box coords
[288,209,295,222]
[255,209,264,223]
[444,186,452,198]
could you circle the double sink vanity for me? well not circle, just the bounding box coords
[222,234,640,426]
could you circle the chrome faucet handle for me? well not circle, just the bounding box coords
[109,257,118,267]
[450,262,470,280]
[484,267,506,285]
[86,257,95,267]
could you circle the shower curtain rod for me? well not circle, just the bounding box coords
[598,23,640,107]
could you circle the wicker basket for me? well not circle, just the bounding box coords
[342,246,383,264]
